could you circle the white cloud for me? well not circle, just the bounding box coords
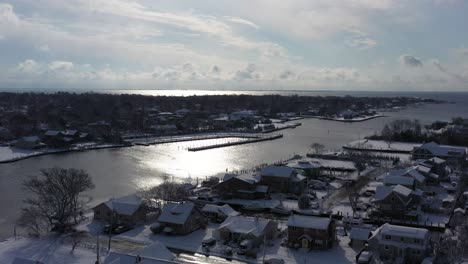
[16,59,38,73]
[224,17,259,29]
[49,61,74,71]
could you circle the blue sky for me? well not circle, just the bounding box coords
[0,0,467,91]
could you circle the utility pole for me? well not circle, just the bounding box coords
[108,211,114,251]
[96,232,100,264]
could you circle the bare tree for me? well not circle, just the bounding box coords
[310,143,325,154]
[17,207,44,237]
[70,230,87,252]
[381,124,393,148]
[21,167,94,232]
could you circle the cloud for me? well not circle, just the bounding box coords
[233,64,261,80]
[212,65,221,74]
[279,70,295,80]
[0,3,19,24]
[432,59,467,82]
[225,17,259,29]
[456,48,468,56]
[345,29,377,49]
[16,59,38,73]
[49,61,74,71]
[399,54,423,67]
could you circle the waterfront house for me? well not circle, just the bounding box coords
[373,185,419,220]
[287,214,334,250]
[412,142,466,165]
[286,160,321,178]
[259,165,306,194]
[201,204,240,222]
[213,216,277,243]
[15,136,45,149]
[368,223,430,263]
[157,202,205,235]
[229,110,256,121]
[93,194,147,226]
[212,174,268,199]
[349,228,372,249]
[383,175,415,190]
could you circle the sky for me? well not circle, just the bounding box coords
[0,0,467,91]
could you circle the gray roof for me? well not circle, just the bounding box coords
[158,202,195,225]
[261,165,295,178]
[201,204,240,217]
[393,185,412,197]
[383,175,414,186]
[349,228,371,241]
[374,186,393,201]
[418,142,466,157]
[218,216,273,237]
[102,194,144,216]
[288,215,331,230]
[379,223,428,239]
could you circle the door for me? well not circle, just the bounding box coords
[302,238,309,249]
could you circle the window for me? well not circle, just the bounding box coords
[96,211,100,215]
[384,235,391,240]
[414,239,421,244]
[400,237,404,242]
[384,245,390,250]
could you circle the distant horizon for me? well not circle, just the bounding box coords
[1,1,467,91]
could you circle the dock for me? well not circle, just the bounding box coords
[187,134,283,151]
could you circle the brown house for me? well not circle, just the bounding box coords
[372,185,419,220]
[212,175,268,200]
[260,165,306,194]
[287,214,335,250]
[157,202,205,235]
[93,194,147,226]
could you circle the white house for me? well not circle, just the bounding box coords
[368,223,431,263]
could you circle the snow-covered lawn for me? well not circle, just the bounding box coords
[308,158,357,170]
[0,146,64,163]
[344,139,421,152]
[263,235,356,264]
[114,223,215,253]
[0,236,99,264]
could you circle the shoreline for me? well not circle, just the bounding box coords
[316,114,385,122]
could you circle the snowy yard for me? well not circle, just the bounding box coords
[344,139,421,152]
[0,236,100,264]
[0,146,63,163]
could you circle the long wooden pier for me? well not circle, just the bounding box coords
[187,134,283,151]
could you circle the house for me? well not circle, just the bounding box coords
[103,241,175,264]
[368,223,431,264]
[372,185,419,220]
[213,216,277,243]
[383,175,415,190]
[201,204,240,222]
[287,215,334,250]
[349,228,371,249]
[15,136,45,149]
[157,202,205,235]
[229,110,256,121]
[93,194,147,226]
[286,160,321,178]
[412,142,466,165]
[259,165,306,194]
[212,174,268,199]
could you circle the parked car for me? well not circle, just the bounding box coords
[113,225,132,234]
[104,224,119,234]
[202,237,216,247]
[357,250,373,263]
[238,239,256,255]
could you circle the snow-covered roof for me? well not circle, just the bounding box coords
[287,215,331,230]
[102,194,144,216]
[349,228,371,241]
[286,160,320,169]
[158,202,195,225]
[417,142,466,157]
[218,216,272,237]
[261,165,295,178]
[21,136,40,142]
[383,175,414,186]
[454,208,466,214]
[378,223,428,240]
[137,241,175,261]
[374,186,393,201]
[393,185,412,197]
[291,174,306,182]
[44,130,60,136]
[201,204,240,217]
[62,130,78,136]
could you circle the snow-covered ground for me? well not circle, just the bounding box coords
[344,139,421,152]
[0,143,122,163]
[308,158,356,170]
[0,236,101,264]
